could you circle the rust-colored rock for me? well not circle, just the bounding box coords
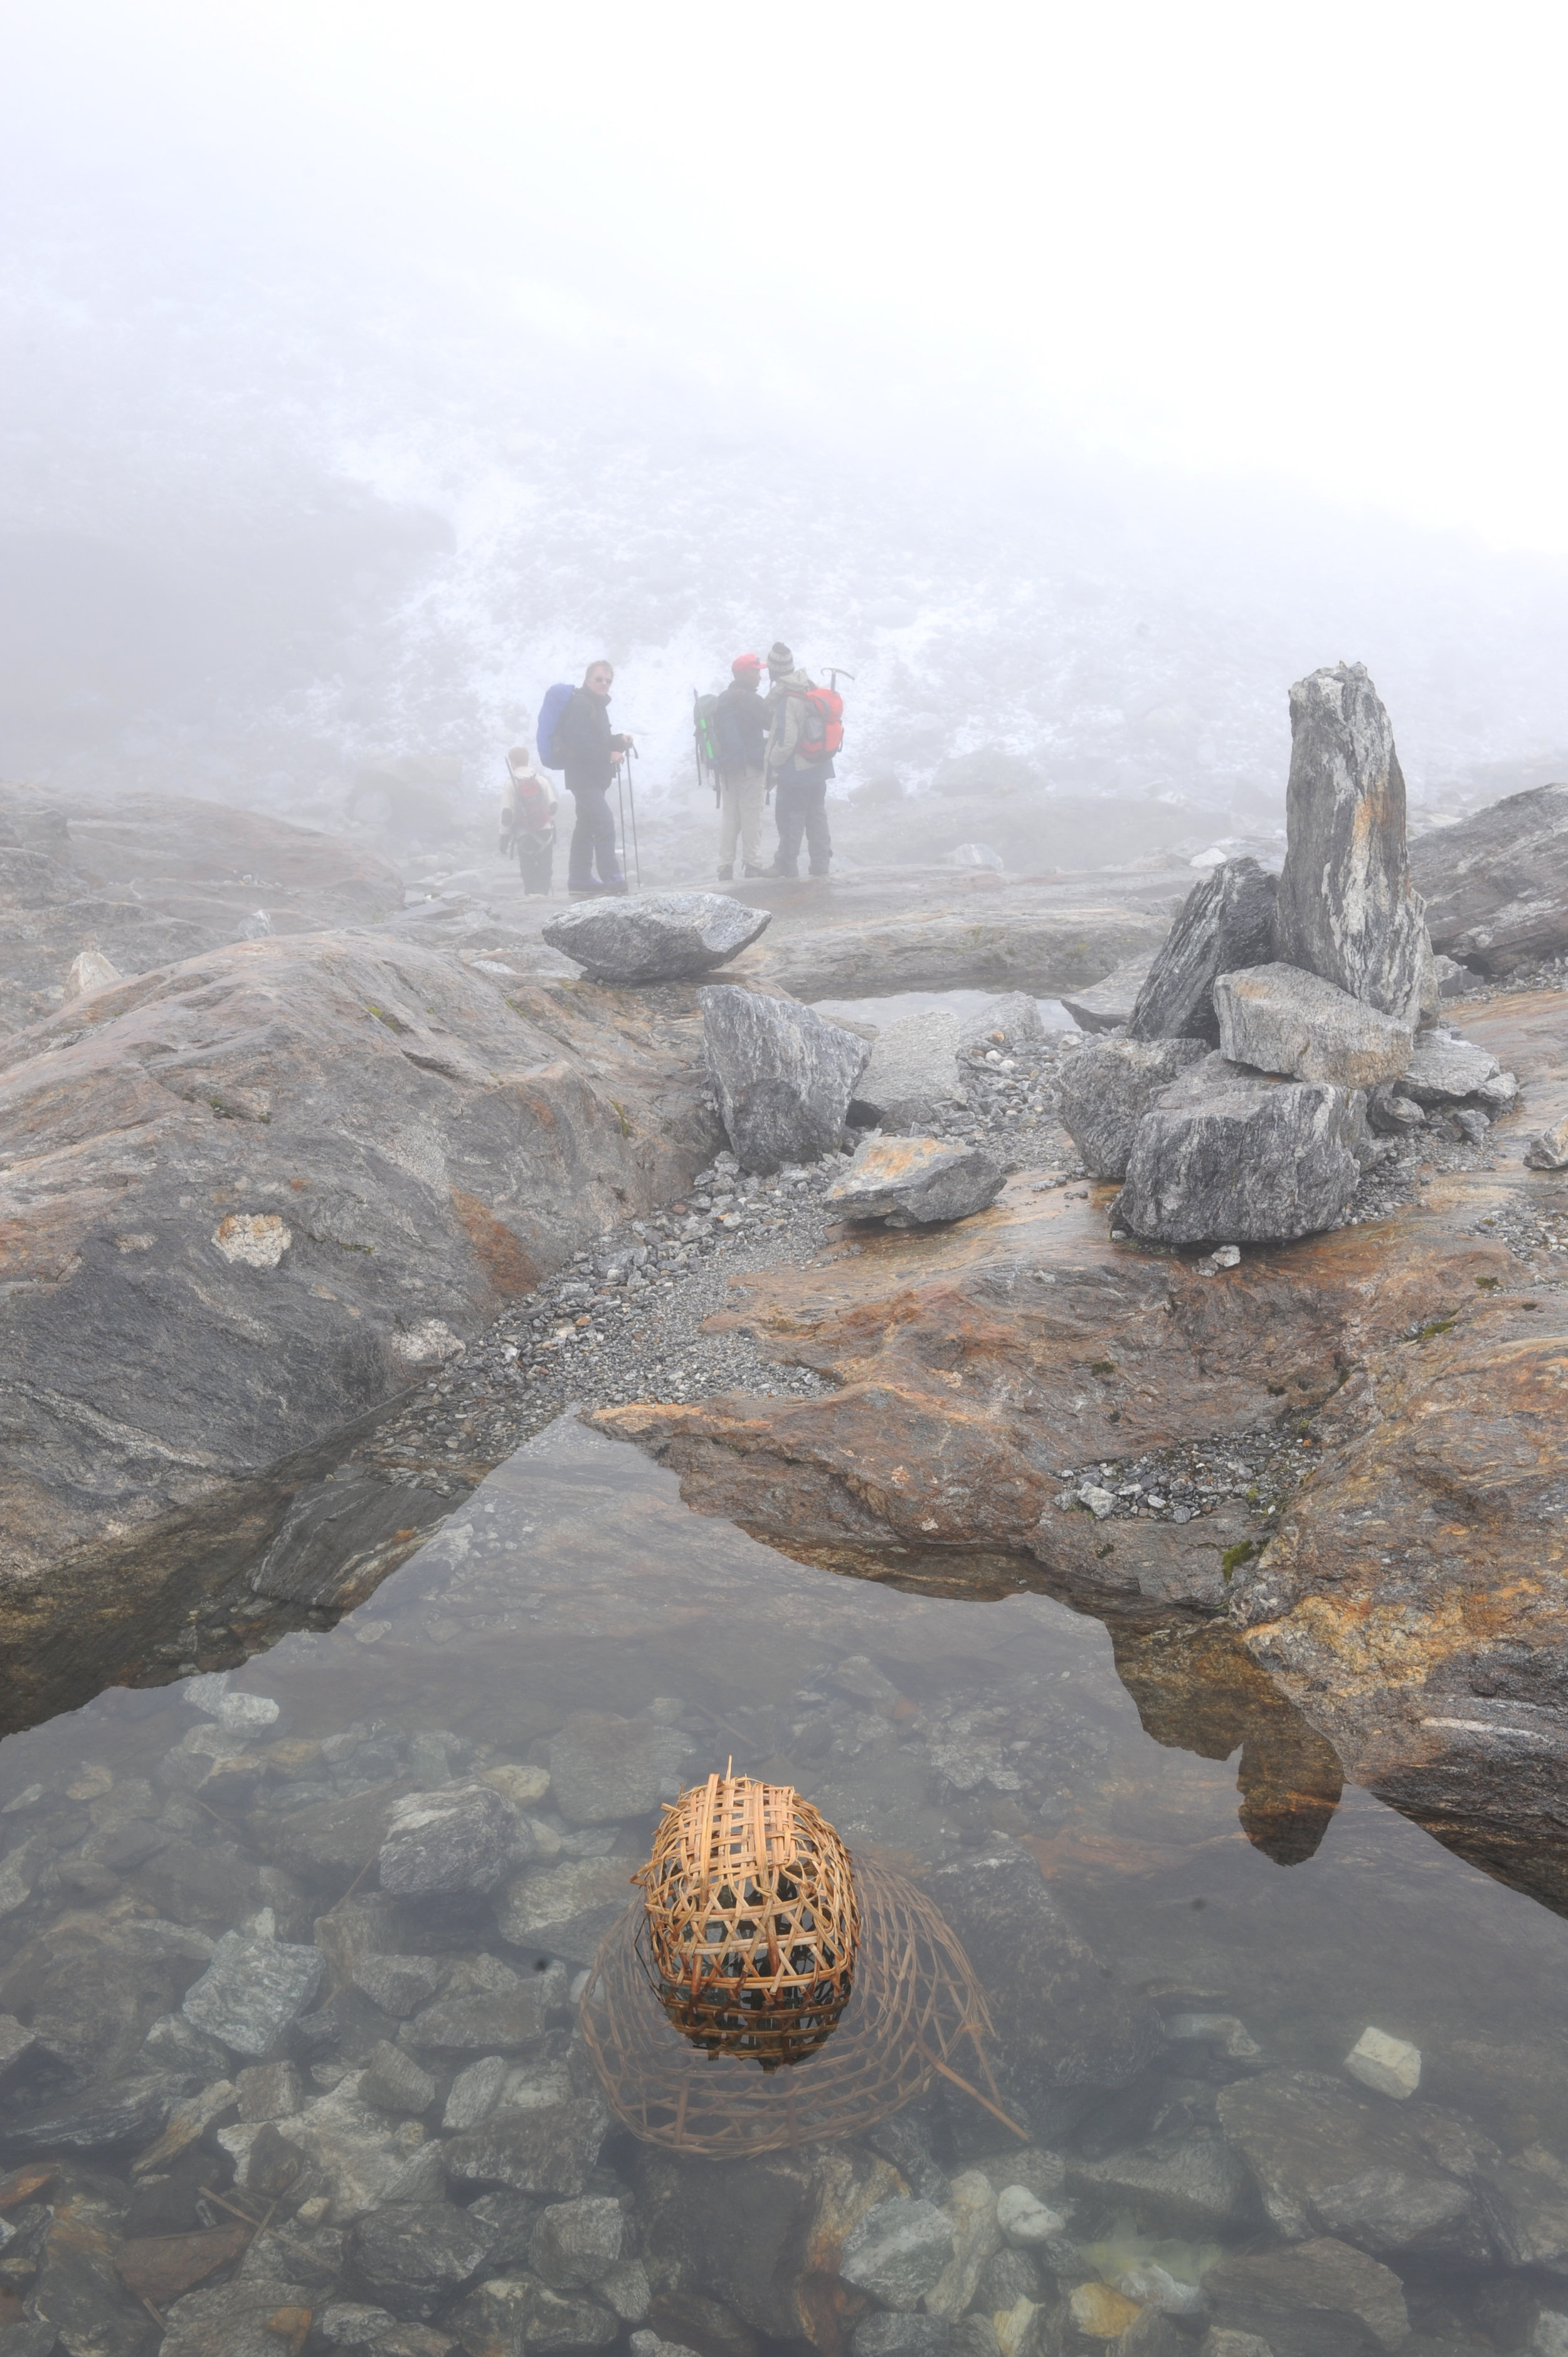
[117,2223,250,2305]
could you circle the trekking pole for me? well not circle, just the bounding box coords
[615,762,628,888]
[625,744,642,888]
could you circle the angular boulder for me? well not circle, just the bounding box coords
[851,1009,965,1129]
[1128,858,1277,1043]
[838,2196,956,2310]
[825,1136,1004,1227]
[349,2200,496,2318]
[1526,1114,1568,1171]
[1410,781,1568,974]
[376,1782,529,1897]
[1056,1035,1209,1179]
[1114,1067,1364,1245]
[1273,663,1431,1023]
[543,891,770,984]
[1061,954,1155,1033]
[1399,1030,1517,1112]
[699,987,869,1173]
[1214,963,1412,1088]
[959,992,1047,1053]
[181,1930,324,2058]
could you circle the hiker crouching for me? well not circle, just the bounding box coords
[556,659,633,897]
[765,641,833,878]
[499,743,557,895]
[712,652,770,880]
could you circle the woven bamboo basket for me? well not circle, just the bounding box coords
[583,1838,1022,2157]
[633,1774,859,2071]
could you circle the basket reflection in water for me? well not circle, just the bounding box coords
[581,1772,1020,2156]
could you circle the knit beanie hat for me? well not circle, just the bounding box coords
[766,641,794,671]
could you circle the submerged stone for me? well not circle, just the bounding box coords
[181,1930,324,2058]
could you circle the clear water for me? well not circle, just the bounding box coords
[808,989,1079,1031]
[3,1418,1567,2346]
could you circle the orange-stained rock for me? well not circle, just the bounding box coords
[117,2223,250,2304]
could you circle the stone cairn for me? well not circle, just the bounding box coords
[1059,662,1518,1247]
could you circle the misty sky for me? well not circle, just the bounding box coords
[3,0,1566,811]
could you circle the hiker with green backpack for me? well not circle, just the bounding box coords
[701,652,771,880]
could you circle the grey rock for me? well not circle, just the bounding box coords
[1063,955,1157,1033]
[1129,858,1278,1043]
[464,2189,540,2265]
[975,2247,1042,2310]
[0,2015,39,2092]
[443,2055,510,2132]
[447,2277,531,2357]
[1056,1034,1209,1179]
[852,1010,965,1130]
[529,2196,633,2288]
[852,2317,955,2357]
[155,2274,320,2357]
[862,2110,951,2204]
[403,1985,544,2056]
[1527,1115,1568,1172]
[351,1955,447,2018]
[629,2336,699,2357]
[839,2195,956,2310]
[1201,2335,1276,2357]
[1399,1030,1515,1110]
[1432,952,1474,996]
[699,987,869,1173]
[349,2200,496,2319]
[948,2324,1002,2357]
[236,2058,305,2120]
[925,2170,1002,2321]
[1114,2317,1188,2357]
[928,1856,1160,2104]
[1273,662,1430,1023]
[0,2322,63,2357]
[377,1784,529,1898]
[1410,781,1568,974]
[470,2275,618,2353]
[181,1928,324,2057]
[1067,2131,1254,2237]
[960,992,1047,1053]
[0,2072,175,2157]
[597,2259,651,2321]
[754,906,1172,1004]
[1214,963,1412,1088]
[1481,2144,1568,2272]
[1204,2237,1408,2356]
[322,2302,399,2344]
[373,2324,462,2356]
[546,1713,691,1825]
[542,891,770,984]
[1114,1071,1363,1245]
[1217,2068,1493,2260]
[1532,2314,1568,2357]
[1366,1083,1426,1134]
[443,2095,610,2197]
[359,2041,438,2115]
[825,1136,1004,1226]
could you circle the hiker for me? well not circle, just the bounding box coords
[711,652,771,880]
[554,660,634,897]
[498,744,557,895]
[765,641,833,878]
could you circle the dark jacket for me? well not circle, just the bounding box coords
[712,680,770,776]
[556,688,625,792]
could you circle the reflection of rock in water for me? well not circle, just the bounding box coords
[1108,1620,1344,1866]
[581,1858,1017,2156]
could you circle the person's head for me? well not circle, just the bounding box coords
[731,652,762,694]
[766,641,793,676]
[506,744,531,775]
[583,660,614,699]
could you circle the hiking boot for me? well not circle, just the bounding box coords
[744,866,770,878]
[716,865,734,881]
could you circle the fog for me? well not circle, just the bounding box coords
[4,0,1567,867]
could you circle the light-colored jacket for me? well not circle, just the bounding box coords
[765,668,819,775]
[500,759,558,848]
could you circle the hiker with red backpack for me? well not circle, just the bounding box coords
[498,743,558,895]
[537,660,634,898]
[765,641,844,879]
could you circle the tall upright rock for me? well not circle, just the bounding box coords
[1273,663,1431,1023]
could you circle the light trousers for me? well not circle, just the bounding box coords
[718,767,766,872]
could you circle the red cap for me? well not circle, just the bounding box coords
[731,652,762,674]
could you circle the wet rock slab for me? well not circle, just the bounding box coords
[1411,780,1568,974]
[542,891,770,984]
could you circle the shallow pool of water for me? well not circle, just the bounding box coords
[2,1419,1565,2352]
[808,990,1078,1032]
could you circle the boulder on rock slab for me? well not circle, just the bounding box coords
[376,1784,530,1898]
[181,1929,324,2057]
[541,891,770,983]
[1214,964,1413,1089]
[699,987,869,1173]
[825,1136,1004,1227]
[837,2195,956,2309]
[1527,1114,1568,1171]
[1056,1035,1209,1180]
[1273,664,1431,1024]
[1062,955,1156,1033]
[1129,858,1278,1044]
[1204,2237,1409,2356]
[1398,1031,1515,1111]
[851,1009,965,1129]
[1113,1073,1363,1246]
[1066,2128,1255,2237]
[62,947,124,1001]
[1409,781,1568,974]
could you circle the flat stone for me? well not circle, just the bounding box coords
[1129,858,1278,1045]
[351,1955,447,2018]
[403,1986,544,2056]
[349,2200,496,2319]
[839,2195,956,2310]
[1399,1030,1515,1110]
[1273,662,1431,1023]
[1481,2144,1568,2271]
[1069,2281,1143,2336]
[1200,2335,1276,2357]
[259,1784,401,1872]
[1526,1114,1568,1171]
[825,1136,1004,1226]
[546,1714,692,1825]
[1204,2236,1409,2356]
[1114,1071,1363,1245]
[1056,1035,1209,1179]
[236,2060,305,2121]
[493,1858,636,1967]
[463,2190,542,2267]
[443,2097,610,2198]
[117,2223,253,2307]
[1214,964,1412,1088]
[1062,955,1157,1033]
[542,891,769,983]
[699,987,869,1173]
[501,2277,620,2353]
[360,2041,439,2116]
[1,2075,177,2157]
[1410,781,1568,974]
[377,1784,530,1898]
[995,2184,1064,2247]
[850,1009,965,1130]
[447,2277,532,2357]
[975,2249,1042,2312]
[158,2275,319,2357]
[529,2196,633,2287]
[1343,2027,1421,2100]
[181,1929,324,2057]
[1067,2131,1254,2237]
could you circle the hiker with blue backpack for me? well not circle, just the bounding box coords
[765,641,844,879]
[536,661,634,897]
